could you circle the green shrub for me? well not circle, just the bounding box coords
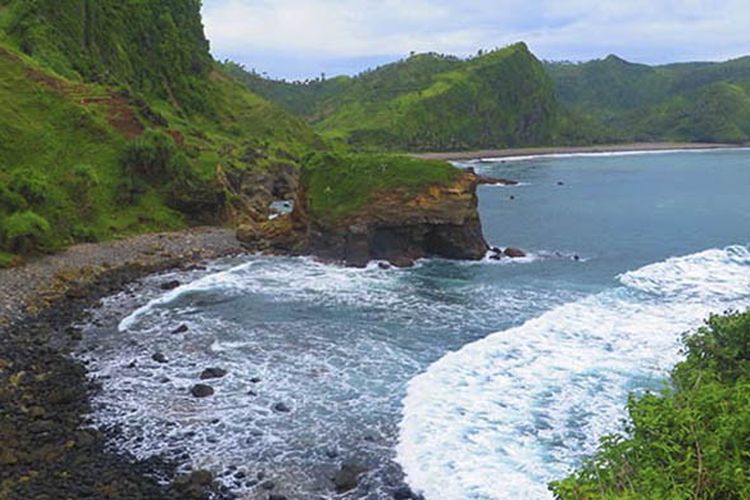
[120,129,192,183]
[0,184,28,213]
[1,210,51,253]
[550,310,750,499]
[9,169,50,204]
[67,164,99,213]
[0,251,16,268]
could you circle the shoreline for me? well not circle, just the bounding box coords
[412,142,743,161]
[0,226,245,499]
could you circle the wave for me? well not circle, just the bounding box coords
[397,245,750,499]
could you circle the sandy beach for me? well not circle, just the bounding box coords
[412,142,742,161]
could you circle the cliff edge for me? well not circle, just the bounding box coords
[237,153,488,267]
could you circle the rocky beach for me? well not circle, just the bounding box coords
[0,227,244,499]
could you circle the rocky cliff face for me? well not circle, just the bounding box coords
[237,170,489,267]
[305,171,488,266]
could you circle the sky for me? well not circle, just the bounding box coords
[202,0,750,80]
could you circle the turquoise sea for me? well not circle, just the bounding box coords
[80,149,750,499]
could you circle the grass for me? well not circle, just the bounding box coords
[301,151,460,222]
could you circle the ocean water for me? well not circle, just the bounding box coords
[78,149,750,499]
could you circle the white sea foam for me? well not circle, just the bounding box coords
[397,245,750,500]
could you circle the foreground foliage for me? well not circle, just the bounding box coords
[550,310,750,499]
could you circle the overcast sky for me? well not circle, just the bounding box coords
[202,0,750,80]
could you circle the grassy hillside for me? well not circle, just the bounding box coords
[547,55,750,143]
[550,310,750,499]
[0,0,323,265]
[232,44,574,152]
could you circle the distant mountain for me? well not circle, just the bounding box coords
[232,47,750,150]
[546,55,750,143]
[228,43,573,151]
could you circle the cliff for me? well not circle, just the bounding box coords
[237,153,488,267]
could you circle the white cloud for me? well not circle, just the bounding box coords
[201,0,750,77]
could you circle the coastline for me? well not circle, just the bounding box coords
[412,142,742,161]
[0,226,245,499]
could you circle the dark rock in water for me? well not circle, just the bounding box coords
[152,353,168,364]
[127,360,137,369]
[261,480,276,490]
[393,485,419,499]
[489,254,504,261]
[273,402,291,413]
[200,367,227,380]
[247,390,258,397]
[378,261,392,270]
[159,280,181,290]
[172,324,189,334]
[504,247,526,258]
[190,384,214,398]
[250,377,262,383]
[333,461,367,494]
[390,256,415,268]
[234,471,246,480]
[174,470,214,497]
[159,376,171,384]
[573,254,581,261]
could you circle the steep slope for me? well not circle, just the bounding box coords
[546,55,750,143]
[233,43,567,152]
[0,0,323,265]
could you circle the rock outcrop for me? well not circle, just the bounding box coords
[304,171,488,267]
[237,170,489,267]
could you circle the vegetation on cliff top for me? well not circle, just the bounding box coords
[550,309,750,499]
[301,152,460,223]
[229,43,579,152]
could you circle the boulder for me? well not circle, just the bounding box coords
[190,384,214,398]
[273,402,291,413]
[159,280,181,290]
[333,461,367,494]
[504,247,527,258]
[152,353,168,364]
[200,368,227,380]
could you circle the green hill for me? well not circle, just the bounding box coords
[230,43,572,152]
[0,0,324,265]
[546,55,750,143]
